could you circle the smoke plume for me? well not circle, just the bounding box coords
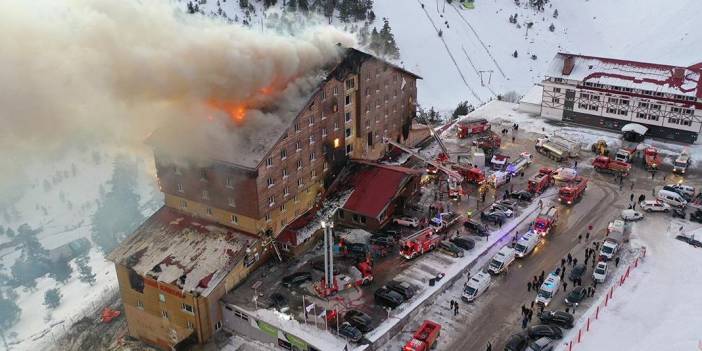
[0,0,355,196]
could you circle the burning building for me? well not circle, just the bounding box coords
[109,47,420,349]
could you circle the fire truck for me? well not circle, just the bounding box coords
[558,176,587,205]
[399,228,442,260]
[533,206,558,236]
[592,156,631,176]
[643,146,662,171]
[535,137,568,162]
[452,164,486,184]
[673,150,691,175]
[491,154,510,171]
[614,141,639,163]
[456,118,490,138]
[403,320,441,351]
[527,168,554,194]
[315,257,374,298]
[506,152,533,176]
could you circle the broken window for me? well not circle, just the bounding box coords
[128,269,144,293]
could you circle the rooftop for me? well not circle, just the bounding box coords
[107,207,259,297]
[545,53,702,99]
[342,162,420,219]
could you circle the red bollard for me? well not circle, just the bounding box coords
[577,329,582,343]
[635,257,639,268]
[587,317,591,332]
[610,286,614,299]
[626,266,631,278]
[605,293,609,306]
[596,305,600,319]
[569,340,573,351]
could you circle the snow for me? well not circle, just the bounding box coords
[558,219,702,351]
[520,84,543,105]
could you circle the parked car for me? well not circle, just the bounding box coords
[344,310,373,333]
[463,220,489,236]
[311,260,340,275]
[386,280,415,300]
[568,264,586,282]
[504,333,529,351]
[527,324,563,340]
[339,322,363,342]
[640,200,671,213]
[691,209,702,223]
[451,236,476,250]
[564,287,588,306]
[662,185,692,202]
[346,243,370,257]
[593,261,608,283]
[490,203,515,217]
[393,216,419,228]
[672,207,686,219]
[438,241,464,258]
[281,272,312,288]
[525,337,556,351]
[480,210,508,223]
[497,199,519,210]
[370,236,395,247]
[374,287,404,309]
[621,209,643,221]
[268,293,288,311]
[666,184,696,198]
[509,191,533,202]
[538,310,574,329]
[374,230,401,240]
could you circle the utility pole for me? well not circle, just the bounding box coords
[478,70,494,86]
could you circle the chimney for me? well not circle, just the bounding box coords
[672,67,684,80]
[562,55,575,75]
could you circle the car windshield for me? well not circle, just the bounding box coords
[595,268,605,275]
[674,161,687,168]
[515,244,527,253]
[490,259,502,269]
[602,246,614,254]
[464,286,477,295]
[537,289,552,299]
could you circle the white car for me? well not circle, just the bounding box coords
[621,209,644,221]
[666,184,695,198]
[393,216,419,228]
[639,200,671,213]
[553,168,577,182]
[593,262,608,283]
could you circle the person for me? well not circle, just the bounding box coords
[563,281,568,292]
[584,255,589,266]
[567,254,573,265]
[578,234,582,242]
[450,300,455,309]
[574,160,578,168]
[530,300,535,309]
[527,281,532,292]
[512,135,516,143]
[593,279,598,289]
[540,270,545,281]
[573,258,578,267]
[486,342,492,351]
[615,256,620,267]
[586,231,590,241]
[630,193,634,202]
[521,305,527,316]
[522,316,528,329]
[454,303,459,316]
[561,258,566,267]
[560,269,565,281]
[528,309,533,321]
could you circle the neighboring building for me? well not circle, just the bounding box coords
[541,53,702,143]
[108,207,262,350]
[336,162,421,231]
[518,84,543,115]
[150,48,420,237]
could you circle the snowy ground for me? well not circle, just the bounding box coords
[562,219,702,351]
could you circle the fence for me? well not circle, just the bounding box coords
[560,246,647,351]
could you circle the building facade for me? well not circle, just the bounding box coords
[541,53,702,143]
[153,49,419,237]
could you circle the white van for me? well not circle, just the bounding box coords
[666,184,695,198]
[488,246,516,275]
[514,231,540,258]
[535,272,561,306]
[657,189,687,208]
[462,272,491,302]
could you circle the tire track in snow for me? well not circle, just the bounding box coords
[451,3,508,79]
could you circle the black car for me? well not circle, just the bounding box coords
[504,333,529,351]
[672,207,686,219]
[538,310,574,329]
[509,191,533,202]
[564,286,588,306]
[497,199,519,210]
[339,322,363,343]
[451,236,476,250]
[346,243,370,257]
[374,287,405,309]
[525,337,556,351]
[281,271,312,288]
[526,324,563,340]
[690,209,702,223]
[386,280,415,300]
[480,211,507,223]
[311,260,340,275]
[373,230,401,240]
[344,310,373,333]
[568,264,586,282]
[463,220,489,236]
[268,293,288,311]
[370,236,395,247]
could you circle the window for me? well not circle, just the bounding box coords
[177,183,184,193]
[136,300,144,309]
[309,152,316,161]
[206,207,213,216]
[334,120,339,130]
[365,88,370,96]
[181,303,194,314]
[225,176,233,188]
[554,77,564,83]
[297,160,303,170]
[174,166,181,175]
[345,95,351,105]
[215,321,223,331]
[346,78,355,89]
[367,132,373,146]
[621,100,629,105]
[554,87,562,93]
[281,148,287,159]
[282,168,289,178]
[309,134,315,144]
[267,177,274,188]
[365,119,370,129]
[589,105,599,111]
[581,93,590,99]
[284,186,290,197]
[637,112,647,119]
[265,213,271,222]
[684,109,694,115]
[228,197,235,207]
[280,203,286,212]
[608,98,618,104]
[333,138,340,148]
[180,200,188,208]
[294,122,300,132]
[308,100,315,110]
[606,107,617,114]
[618,109,628,116]
[321,90,326,100]
[202,190,209,200]
[346,144,353,155]
[345,112,352,122]
[323,162,328,171]
[295,141,301,151]
[266,157,273,167]
[333,87,339,95]
[551,97,561,104]
[345,128,352,138]
[648,115,659,121]
[282,131,288,140]
[161,310,169,320]
[200,168,207,181]
[309,116,314,126]
[268,196,275,207]
[312,169,317,178]
[651,104,661,110]
[159,293,166,303]
[297,178,304,188]
[322,128,327,137]
[671,107,681,113]
[639,102,649,108]
[231,215,238,224]
[187,320,194,330]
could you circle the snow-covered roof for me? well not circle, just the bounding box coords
[519,85,543,105]
[107,207,259,297]
[545,53,702,99]
[621,123,648,135]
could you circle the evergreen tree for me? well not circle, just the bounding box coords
[553,9,559,18]
[0,292,21,348]
[77,255,96,286]
[513,50,518,58]
[338,0,352,22]
[44,288,62,309]
[5,228,14,238]
[298,0,309,12]
[239,0,249,10]
[369,27,381,54]
[287,0,297,11]
[368,10,376,21]
[379,18,400,59]
[549,23,555,32]
[263,0,277,8]
[91,156,144,254]
[452,101,471,119]
[49,257,73,284]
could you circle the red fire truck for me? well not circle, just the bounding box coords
[533,206,558,237]
[559,176,588,205]
[315,257,373,297]
[456,118,490,138]
[643,146,662,170]
[399,228,441,260]
[592,156,631,176]
[403,320,441,351]
[452,164,486,184]
[527,168,554,194]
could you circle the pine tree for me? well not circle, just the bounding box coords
[263,0,277,8]
[513,50,518,58]
[298,0,309,12]
[0,292,21,348]
[287,0,297,11]
[187,1,196,14]
[379,18,400,59]
[452,101,471,119]
[239,0,249,9]
[77,255,97,286]
[44,288,62,309]
[369,27,381,54]
[338,0,352,22]
[549,23,555,32]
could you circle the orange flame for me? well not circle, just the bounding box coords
[207,99,247,123]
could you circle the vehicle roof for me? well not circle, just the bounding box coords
[541,274,560,291]
[469,272,491,285]
[496,246,515,256]
[518,231,539,243]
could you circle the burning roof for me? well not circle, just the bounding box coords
[107,207,258,297]
[342,162,421,219]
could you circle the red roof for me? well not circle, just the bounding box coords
[343,164,418,219]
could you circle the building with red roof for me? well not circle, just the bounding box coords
[541,53,702,143]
